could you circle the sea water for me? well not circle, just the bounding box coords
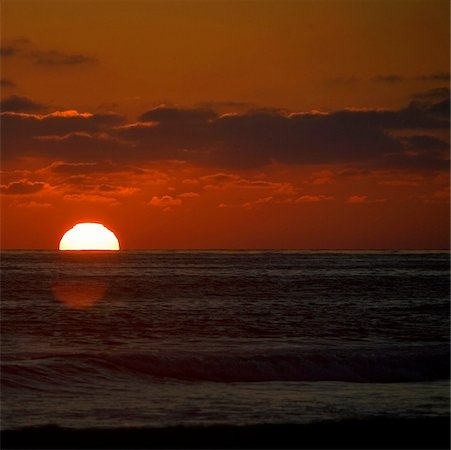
[1,251,449,429]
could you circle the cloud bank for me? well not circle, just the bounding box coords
[1,90,449,171]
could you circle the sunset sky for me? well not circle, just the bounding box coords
[1,0,449,249]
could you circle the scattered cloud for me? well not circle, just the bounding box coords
[372,74,403,83]
[247,196,273,207]
[178,192,200,198]
[295,195,334,203]
[148,195,182,207]
[199,172,293,194]
[412,87,450,101]
[13,200,52,208]
[421,186,450,203]
[330,74,450,84]
[0,78,16,88]
[1,95,47,113]
[139,106,216,122]
[346,195,368,204]
[219,196,273,209]
[328,76,360,85]
[1,110,125,160]
[182,178,200,185]
[378,173,424,187]
[307,169,335,185]
[403,135,449,151]
[0,39,96,66]
[0,46,20,57]
[346,195,387,204]
[47,161,140,175]
[416,72,450,81]
[432,187,450,200]
[0,179,48,195]
[63,193,119,204]
[28,50,97,66]
[200,173,240,186]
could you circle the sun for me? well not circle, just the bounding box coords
[59,223,120,251]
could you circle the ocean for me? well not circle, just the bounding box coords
[1,251,449,444]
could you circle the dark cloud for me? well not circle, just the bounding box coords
[372,75,404,83]
[1,95,47,112]
[49,161,139,175]
[195,101,256,114]
[0,179,47,195]
[29,50,97,66]
[1,111,125,160]
[0,78,16,88]
[0,46,19,57]
[403,135,449,151]
[336,73,450,84]
[327,76,360,85]
[0,38,30,58]
[416,72,450,81]
[2,97,449,171]
[428,98,450,117]
[0,39,96,66]
[1,110,124,135]
[138,106,217,122]
[412,87,450,101]
[117,100,449,169]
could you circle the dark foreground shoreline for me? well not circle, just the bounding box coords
[1,417,450,449]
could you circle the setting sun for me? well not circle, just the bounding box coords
[59,223,120,251]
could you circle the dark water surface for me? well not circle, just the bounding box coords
[1,251,449,430]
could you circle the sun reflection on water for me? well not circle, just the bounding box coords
[52,280,109,309]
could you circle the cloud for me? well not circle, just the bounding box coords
[63,193,119,204]
[0,46,19,57]
[370,73,450,83]
[29,50,97,66]
[2,95,449,171]
[372,74,404,83]
[219,196,274,209]
[346,195,368,204]
[1,110,125,160]
[327,76,360,85]
[199,172,291,193]
[178,192,200,198]
[0,78,16,88]
[118,99,448,169]
[432,187,450,200]
[196,101,256,114]
[295,195,334,203]
[1,95,47,112]
[148,195,182,207]
[0,179,47,195]
[331,74,450,84]
[412,87,450,101]
[47,161,140,175]
[308,169,335,185]
[403,135,449,151]
[200,173,240,185]
[138,106,216,122]
[0,39,96,66]
[378,178,422,187]
[416,72,450,81]
[346,195,386,204]
[13,200,52,208]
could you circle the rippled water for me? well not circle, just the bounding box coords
[1,251,449,429]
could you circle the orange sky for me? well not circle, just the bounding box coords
[1,0,449,249]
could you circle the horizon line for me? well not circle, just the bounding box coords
[1,248,449,252]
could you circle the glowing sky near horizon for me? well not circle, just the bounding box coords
[1,0,449,249]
